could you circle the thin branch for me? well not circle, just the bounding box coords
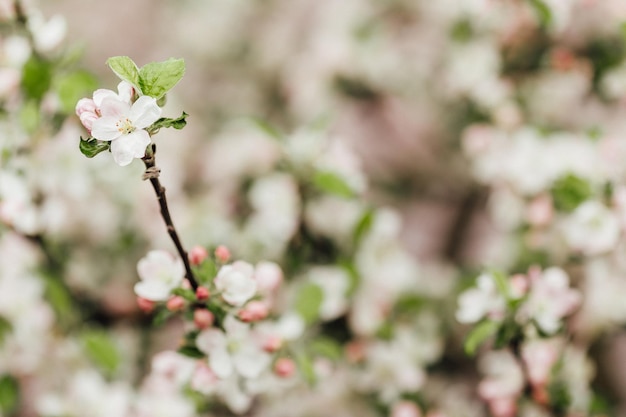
[142,145,198,290]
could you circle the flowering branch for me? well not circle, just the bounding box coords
[142,144,198,290]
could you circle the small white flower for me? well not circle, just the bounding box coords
[561,200,620,255]
[134,250,185,301]
[196,315,270,380]
[91,95,161,166]
[521,267,581,334]
[456,273,506,324]
[214,261,257,306]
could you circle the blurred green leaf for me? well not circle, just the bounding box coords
[527,0,552,28]
[79,137,110,158]
[464,320,499,356]
[313,171,354,198]
[21,56,52,101]
[178,345,205,359]
[0,317,11,346]
[18,100,39,133]
[295,282,323,324]
[56,70,98,114]
[106,56,140,90]
[353,208,374,245]
[551,174,592,212]
[193,258,217,286]
[310,337,342,360]
[171,287,195,302]
[0,375,19,414]
[138,58,185,99]
[295,353,315,385]
[81,330,121,377]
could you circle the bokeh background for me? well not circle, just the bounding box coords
[4,0,626,416]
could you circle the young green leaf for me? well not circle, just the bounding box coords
[295,282,324,324]
[464,320,499,356]
[146,111,188,135]
[313,171,355,198]
[138,58,185,99]
[0,375,19,414]
[106,56,140,90]
[21,56,52,101]
[79,138,110,158]
[81,329,121,377]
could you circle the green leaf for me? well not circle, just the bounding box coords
[353,208,374,245]
[178,345,205,359]
[491,271,510,299]
[295,353,315,385]
[528,0,552,28]
[56,70,99,114]
[249,118,282,140]
[79,137,110,158]
[0,317,11,346]
[294,282,324,324]
[171,287,195,302]
[551,174,592,212]
[81,330,121,377]
[464,320,499,356]
[310,337,343,360]
[106,56,140,89]
[313,171,355,198]
[193,257,217,286]
[21,56,52,101]
[138,58,185,99]
[146,111,188,135]
[152,308,174,327]
[19,100,40,133]
[0,375,19,414]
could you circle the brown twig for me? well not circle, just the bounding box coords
[142,144,198,290]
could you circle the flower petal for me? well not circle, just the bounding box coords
[98,97,130,119]
[92,88,118,107]
[209,348,233,379]
[110,130,151,166]
[134,281,170,301]
[129,96,162,129]
[91,116,122,141]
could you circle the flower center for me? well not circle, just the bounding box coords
[116,118,135,135]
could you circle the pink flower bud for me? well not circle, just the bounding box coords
[238,301,269,322]
[166,296,185,312]
[189,246,208,266]
[136,297,155,313]
[390,401,422,417]
[79,112,98,132]
[75,98,96,116]
[182,279,191,290]
[196,286,210,301]
[214,245,231,263]
[263,335,283,353]
[193,309,214,329]
[274,357,296,378]
[254,261,283,293]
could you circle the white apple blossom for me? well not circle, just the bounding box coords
[308,266,350,321]
[134,250,185,301]
[456,273,507,324]
[196,315,271,381]
[91,95,161,166]
[520,267,581,334]
[561,200,621,256]
[214,261,258,306]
